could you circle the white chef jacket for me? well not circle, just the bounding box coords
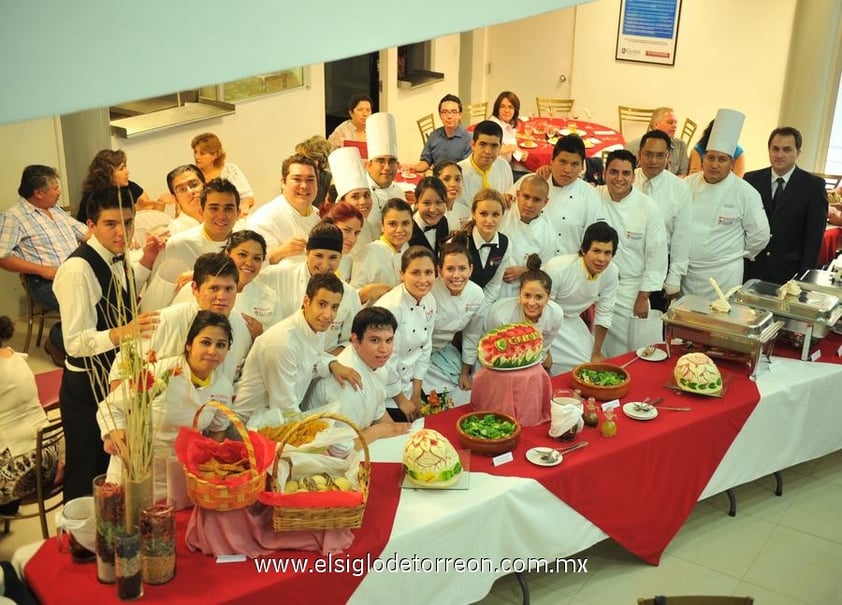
[430,277,487,366]
[377,284,437,404]
[97,355,233,499]
[458,157,514,204]
[634,167,692,293]
[497,204,557,300]
[683,172,770,297]
[445,203,471,231]
[258,260,360,351]
[351,238,408,291]
[485,297,564,362]
[140,225,227,312]
[545,254,619,374]
[365,175,406,238]
[247,193,320,251]
[519,175,605,257]
[172,278,283,331]
[234,310,336,422]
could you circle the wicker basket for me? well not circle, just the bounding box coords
[184,401,266,511]
[269,411,370,531]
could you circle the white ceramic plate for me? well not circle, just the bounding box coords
[622,402,658,421]
[636,347,668,362]
[519,140,538,149]
[525,447,563,467]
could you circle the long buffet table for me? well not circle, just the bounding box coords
[24,340,842,605]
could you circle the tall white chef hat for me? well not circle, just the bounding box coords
[366,112,398,159]
[328,147,369,200]
[707,108,745,157]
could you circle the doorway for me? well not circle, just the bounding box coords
[324,52,380,136]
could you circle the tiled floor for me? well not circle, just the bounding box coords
[3,317,842,603]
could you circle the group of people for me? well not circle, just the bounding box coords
[0,94,831,504]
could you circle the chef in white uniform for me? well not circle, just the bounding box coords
[498,175,557,300]
[597,150,668,358]
[545,222,620,374]
[328,146,379,257]
[364,113,406,235]
[350,198,412,292]
[683,109,770,297]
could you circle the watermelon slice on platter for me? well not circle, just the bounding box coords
[477,323,543,370]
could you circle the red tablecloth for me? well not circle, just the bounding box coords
[26,463,404,605]
[819,226,842,267]
[426,352,761,565]
[469,364,552,427]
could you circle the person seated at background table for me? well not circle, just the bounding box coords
[165,164,205,235]
[191,133,255,217]
[489,90,530,182]
[295,135,333,209]
[235,273,361,423]
[461,188,512,305]
[260,222,360,355]
[0,165,88,367]
[526,136,605,257]
[140,178,239,311]
[498,174,556,300]
[408,177,450,257]
[351,198,413,295]
[364,112,407,231]
[545,221,619,375]
[624,107,689,176]
[458,120,514,204]
[248,153,321,263]
[327,93,372,151]
[0,316,60,516]
[97,310,233,502]
[328,146,380,254]
[129,253,252,386]
[486,254,563,373]
[406,94,472,174]
[425,235,488,397]
[76,149,163,223]
[303,307,410,457]
[689,119,746,177]
[433,161,471,230]
[377,246,437,422]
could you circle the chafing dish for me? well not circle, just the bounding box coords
[731,278,842,360]
[797,269,842,298]
[663,294,782,380]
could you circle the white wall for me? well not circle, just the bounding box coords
[570,0,797,171]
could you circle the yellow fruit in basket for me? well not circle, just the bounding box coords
[333,477,351,491]
[284,480,299,493]
[311,475,328,491]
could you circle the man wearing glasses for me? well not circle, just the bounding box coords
[408,94,472,174]
[634,130,691,311]
[624,107,689,176]
[365,112,407,234]
[165,164,205,235]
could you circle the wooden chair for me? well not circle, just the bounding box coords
[463,102,488,125]
[815,172,842,192]
[18,274,60,354]
[536,97,574,117]
[681,118,698,146]
[638,597,754,605]
[0,415,64,538]
[417,113,436,145]
[618,105,656,137]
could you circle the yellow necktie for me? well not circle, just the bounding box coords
[470,157,491,189]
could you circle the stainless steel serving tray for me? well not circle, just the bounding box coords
[664,294,774,337]
[733,279,840,324]
[797,270,842,299]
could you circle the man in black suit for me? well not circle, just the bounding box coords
[744,127,827,284]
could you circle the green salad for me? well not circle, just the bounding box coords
[577,368,626,386]
[460,414,517,440]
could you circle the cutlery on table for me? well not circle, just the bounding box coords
[620,345,656,369]
[540,441,589,462]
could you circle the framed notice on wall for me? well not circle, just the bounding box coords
[615,0,682,66]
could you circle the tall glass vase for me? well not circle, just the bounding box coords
[115,527,143,600]
[140,502,176,584]
[93,474,125,584]
[124,473,154,532]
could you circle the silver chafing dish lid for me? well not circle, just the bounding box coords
[664,294,774,336]
[797,269,842,299]
[732,279,840,323]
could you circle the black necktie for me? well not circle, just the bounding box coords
[111,254,125,264]
[771,177,784,213]
[480,243,495,249]
[424,224,438,232]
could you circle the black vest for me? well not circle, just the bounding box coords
[65,243,134,400]
[408,217,450,258]
[468,233,509,289]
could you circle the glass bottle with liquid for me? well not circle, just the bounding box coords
[600,409,617,438]
[583,397,599,428]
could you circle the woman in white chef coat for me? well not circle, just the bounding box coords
[377,246,437,422]
[486,255,563,373]
[424,234,488,401]
[351,198,413,295]
[327,146,380,254]
[322,201,364,282]
[97,311,234,502]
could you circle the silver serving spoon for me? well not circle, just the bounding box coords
[539,440,589,462]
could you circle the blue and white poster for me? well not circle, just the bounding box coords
[615,0,682,66]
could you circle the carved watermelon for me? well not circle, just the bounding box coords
[674,352,723,394]
[478,323,543,370]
